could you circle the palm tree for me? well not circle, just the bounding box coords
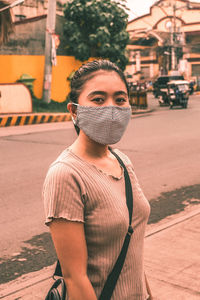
[0,0,13,45]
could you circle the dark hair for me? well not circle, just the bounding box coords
[68,59,130,103]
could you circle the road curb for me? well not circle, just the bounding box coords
[0,113,71,128]
[145,206,200,238]
[0,109,154,128]
[0,266,54,299]
[132,108,154,115]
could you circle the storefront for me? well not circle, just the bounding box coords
[126,0,200,84]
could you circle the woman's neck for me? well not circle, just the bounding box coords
[70,132,110,159]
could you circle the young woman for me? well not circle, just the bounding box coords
[43,60,152,300]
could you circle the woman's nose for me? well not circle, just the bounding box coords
[105,97,115,106]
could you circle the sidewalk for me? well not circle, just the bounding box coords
[145,207,200,300]
[0,207,199,300]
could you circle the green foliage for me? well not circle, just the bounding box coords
[63,0,129,70]
[32,97,69,113]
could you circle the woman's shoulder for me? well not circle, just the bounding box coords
[46,148,83,179]
[112,148,133,167]
[43,148,87,196]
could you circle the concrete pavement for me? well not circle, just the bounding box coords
[0,206,199,300]
[145,207,200,300]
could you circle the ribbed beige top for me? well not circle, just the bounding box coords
[43,148,150,300]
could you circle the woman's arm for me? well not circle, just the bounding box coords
[49,219,97,300]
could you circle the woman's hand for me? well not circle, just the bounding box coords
[50,219,97,300]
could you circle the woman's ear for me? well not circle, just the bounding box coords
[67,103,77,120]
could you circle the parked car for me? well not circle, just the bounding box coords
[167,80,190,109]
[153,75,184,105]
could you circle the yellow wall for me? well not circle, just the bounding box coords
[51,56,84,102]
[0,55,85,102]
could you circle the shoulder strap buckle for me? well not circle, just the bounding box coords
[128,225,134,236]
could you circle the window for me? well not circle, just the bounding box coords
[141,49,150,57]
[15,14,26,21]
[192,64,200,76]
[141,66,150,79]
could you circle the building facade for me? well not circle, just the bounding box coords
[11,0,65,21]
[126,0,200,83]
[0,0,81,102]
[0,0,69,55]
[0,14,67,55]
[2,0,200,94]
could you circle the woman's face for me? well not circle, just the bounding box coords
[78,71,129,107]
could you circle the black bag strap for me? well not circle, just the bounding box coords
[109,148,133,225]
[98,148,134,300]
[45,278,66,300]
[53,149,134,300]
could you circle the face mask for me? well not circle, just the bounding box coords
[72,104,131,145]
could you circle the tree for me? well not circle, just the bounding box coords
[63,0,129,70]
[0,1,13,45]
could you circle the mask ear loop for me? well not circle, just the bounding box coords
[71,116,76,125]
[71,103,80,135]
[74,123,80,135]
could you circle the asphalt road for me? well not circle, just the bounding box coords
[0,93,200,283]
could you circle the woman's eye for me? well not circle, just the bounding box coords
[92,97,104,103]
[116,97,127,104]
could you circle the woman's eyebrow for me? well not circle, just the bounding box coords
[114,91,128,97]
[88,91,106,97]
[88,91,128,97]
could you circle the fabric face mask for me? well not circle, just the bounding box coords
[72,104,131,145]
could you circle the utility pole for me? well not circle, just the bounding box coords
[170,0,189,72]
[157,0,177,72]
[157,0,189,73]
[43,0,57,103]
[171,1,177,71]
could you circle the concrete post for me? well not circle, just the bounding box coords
[43,0,57,103]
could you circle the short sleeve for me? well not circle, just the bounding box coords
[42,162,86,225]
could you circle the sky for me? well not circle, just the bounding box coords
[126,0,200,21]
[126,0,156,21]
